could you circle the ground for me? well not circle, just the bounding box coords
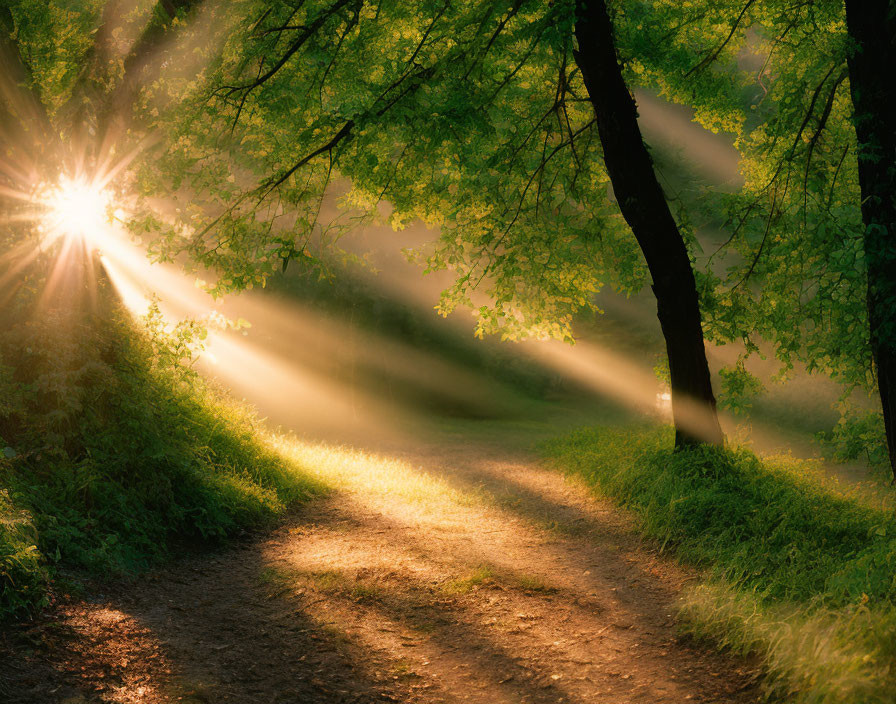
[0,418,762,704]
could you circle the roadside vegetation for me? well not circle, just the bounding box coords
[543,426,896,703]
[0,258,562,624]
[4,3,896,702]
[0,299,325,621]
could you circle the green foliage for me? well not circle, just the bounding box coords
[627,2,873,393]
[6,1,888,445]
[3,0,103,115]
[113,1,882,458]
[717,360,764,414]
[0,487,47,620]
[11,0,883,452]
[819,400,890,474]
[121,0,645,342]
[543,425,896,703]
[614,1,894,463]
[0,295,324,621]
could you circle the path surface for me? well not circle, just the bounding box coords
[1,428,761,703]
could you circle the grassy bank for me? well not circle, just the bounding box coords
[542,426,896,704]
[0,305,325,621]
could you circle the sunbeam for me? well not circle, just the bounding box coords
[42,176,113,244]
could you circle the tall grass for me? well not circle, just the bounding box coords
[542,426,896,703]
[0,304,324,621]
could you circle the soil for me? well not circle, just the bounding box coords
[0,429,762,704]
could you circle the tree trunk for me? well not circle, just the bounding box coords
[572,0,723,447]
[843,0,896,480]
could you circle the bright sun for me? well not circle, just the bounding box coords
[45,177,112,243]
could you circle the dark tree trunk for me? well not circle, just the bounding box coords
[843,0,896,480]
[572,0,723,447]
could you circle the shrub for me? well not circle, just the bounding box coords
[0,301,323,620]
[0,487,47,619]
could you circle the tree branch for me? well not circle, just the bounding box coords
[218,0,358,101]
[258,120,355,199]
[802,70,847,227]
[685,0,756,78]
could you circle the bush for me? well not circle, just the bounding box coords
[0,302,324,620]
[0,487,47,619]
[818,401,890,476]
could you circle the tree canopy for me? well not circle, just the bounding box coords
[2,0,893,465]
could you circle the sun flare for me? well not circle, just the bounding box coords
[43,177,112,244]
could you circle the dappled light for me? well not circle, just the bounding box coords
[3,2,895,704]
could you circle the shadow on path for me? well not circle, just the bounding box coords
[0,431,762,704]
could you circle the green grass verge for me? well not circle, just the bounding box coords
[0,307,325,621]
[541,425,896,704]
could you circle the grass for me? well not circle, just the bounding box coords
[0,273,530,621]
[440,565,496,595]
[0,489,45,620]
[267,433,485,513]
[541,425,896,703]
[260,566,385,603]
[514,573,557,594]
[0,305,326,621]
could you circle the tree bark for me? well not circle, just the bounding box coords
[843,0,896,480]
[573,0,723,447]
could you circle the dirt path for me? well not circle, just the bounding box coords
[1,431,761,704]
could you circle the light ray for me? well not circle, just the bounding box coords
[0,183,36,203]
[43,176,112,244]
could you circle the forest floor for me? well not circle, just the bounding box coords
[0,414,763,704]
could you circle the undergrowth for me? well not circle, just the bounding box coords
[0,301,324,621]
[542,426,896,704]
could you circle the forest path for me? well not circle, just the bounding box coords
[2,422,762,704]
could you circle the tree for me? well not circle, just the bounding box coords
[625,0,896,476]
[11,1,895,468]
[117,0,724,446]
[842,1,896,479]
[573,0,722,445]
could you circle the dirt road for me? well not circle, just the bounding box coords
[1,427,761,703]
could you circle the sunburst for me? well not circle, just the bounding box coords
[42,176,113,246]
